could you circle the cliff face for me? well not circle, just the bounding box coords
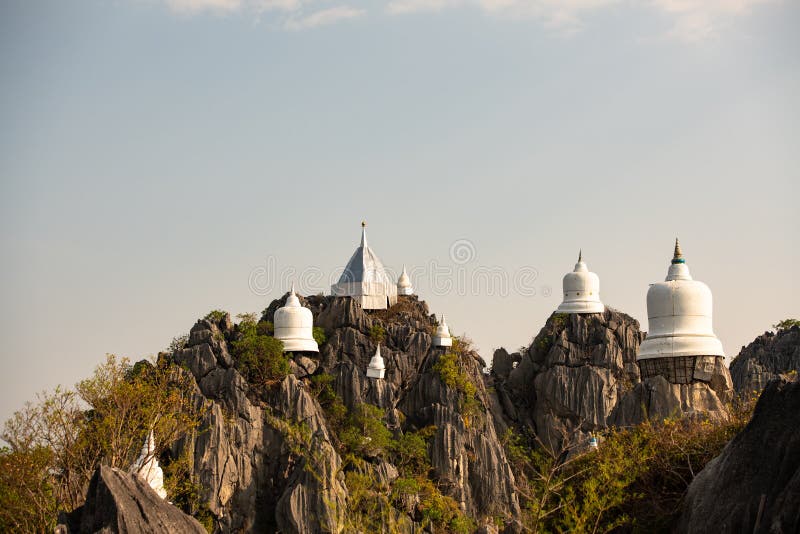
[675,378,800,534]
[490,309,644,448]
[730,326,800,395]
[170,295,519,532]
[490,309,733,449]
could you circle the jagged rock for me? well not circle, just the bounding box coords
[401,350,521,519]
[492,309,643,447]
[675,378,800,534]
[730,325,800,395]
[63,465,206,534]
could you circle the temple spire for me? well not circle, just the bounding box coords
[672,238,684,264]
[361,220,367,247]
[290,281,296,296]
[578,249,582,262]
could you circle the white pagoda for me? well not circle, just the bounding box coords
[433,315,453,347]
[556,250,604,314]
[637,239,725,382]
[366,344,386,379]
[397,265,414,296]
[331,222,398,310]
[130,430,167,499]
[274,284,320,353]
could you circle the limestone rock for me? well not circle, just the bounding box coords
[65,465,206,534]
[675,378,800,534]
[730,325,800,395]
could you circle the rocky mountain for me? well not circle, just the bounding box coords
[168,295,519,532]
[730,325,800,395]
[488,308,733,451]
[675,377,800,534]
[59,465,207,534]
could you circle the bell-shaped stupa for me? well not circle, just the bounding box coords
[274,284,319,353]
[397,265,414,296]
[556,250,604,314]
[433,315,453,347]
[637,239,724,382]
[366,344,386,379]
[331,222,398,310]
[130,430,167,499]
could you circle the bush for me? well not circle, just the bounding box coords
[340,404,394,458]
[773,318,800,331]
[204,310,227,323]
[432,353,482,426]
[369,324,386,343]
[312,326,327,346]
[232,315,289,386]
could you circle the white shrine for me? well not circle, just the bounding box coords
[130,430,167,499]
[637,239,725,382]
[432,315,453,347]
[331,222,399,310]
[397,265,414,296]
[556,250,604,314]
[366,344,386,379]
[274,284,320,353]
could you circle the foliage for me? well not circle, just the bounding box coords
[310,373,347,431]
[503,394,757,533]
[773,318,800,331]
[232,314,289,386]
[370,324,386,343]
[313,326,327,346]
[340,404,394,458]
[204,309,227,323]
[432,352,482,426]
[168,334,189,353]
[1,355,204,532]
[0,446,56,533]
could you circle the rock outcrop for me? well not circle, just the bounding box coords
[730,325,800,395]
[675,378,800,534]
[62,465,207,534]
[163,295,520,532]
[490,309,643,448]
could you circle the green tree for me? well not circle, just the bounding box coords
[232,314,289,386]
[773,318,800,331]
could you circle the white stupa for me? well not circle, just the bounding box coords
[397,265,414,296]
[366,344,386,379]
[638,239,724,361]
[331,222,399,310]
[274,284,319,353]
[432,315,453,347]
[130,430,167,499]
[556,250,604,314]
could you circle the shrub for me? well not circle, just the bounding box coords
[432,353,482,426]
[232,315,289,386]
[340,404,394,458]
[204,310,227,323]
[773,318,800,331]
[369,324,386,343]
[313,326,327,346]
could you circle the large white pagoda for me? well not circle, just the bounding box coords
[331,222,398,310]
[637,239,725,382]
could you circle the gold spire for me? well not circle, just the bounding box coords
[672,238,685,264]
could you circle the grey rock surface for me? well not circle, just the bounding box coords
[67,465,207,534]
[730,325,800,395]
[675,378,800,534]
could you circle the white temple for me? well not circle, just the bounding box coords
[274,284,320,353]
[130,430,167,499]
[366,344,386,379]
[638,239,724,361]
[432,315,453,347]
[397,265,414,296]
[331,222,399,310]
[556,250,604,314]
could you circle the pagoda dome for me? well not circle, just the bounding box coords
[433,315,453,347]
[366,344,386,379]
[331,222,399,310]
[274,284,319,353]
[556,251,604,314]
[397,265,414,296]
[638,239,724,360]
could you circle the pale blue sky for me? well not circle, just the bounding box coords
[1,0,797,423]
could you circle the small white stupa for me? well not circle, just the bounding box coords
[432,315,453,347]
[556,250,604,314]
[331,222,399,310]
[397,265,414,296]
[638,239,724,361]
[130,430,167,499]
[366,344,386,379]
[274,283,319,353]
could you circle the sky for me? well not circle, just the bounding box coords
[1,0,797,425]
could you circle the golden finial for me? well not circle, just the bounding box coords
[672,238,685,264]
[361,220,366,228]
